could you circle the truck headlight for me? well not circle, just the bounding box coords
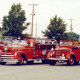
[4,47,8,52]
[14,52,17,56]
[50,51,55,57]
[50,53,53,56]
[62,54,64,57]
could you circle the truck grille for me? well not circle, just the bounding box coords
[0,55,14,59]
[55,51,62,58]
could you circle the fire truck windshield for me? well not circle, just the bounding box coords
[0,36,18,46]
[60,42,73,46]
[0,36,27,46]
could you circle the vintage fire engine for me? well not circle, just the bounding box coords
[47,40,80,66]
[0,36,56,65]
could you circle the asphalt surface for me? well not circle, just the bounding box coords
[0,62,80,80]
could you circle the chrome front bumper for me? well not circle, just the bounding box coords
[0,59,19,63]
[48,57,68,61]
[0,55,19,63]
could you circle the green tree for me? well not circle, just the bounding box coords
[2,3,26,38]
[42,15,69,42]
[67,32,80,41]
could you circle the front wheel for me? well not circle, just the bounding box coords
[67,56,76,66]
[17,56,24,65]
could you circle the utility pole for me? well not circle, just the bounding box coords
[79,36,80,41]
[68,19,74,40]
[29,3,38,37]
[35,22,37,38]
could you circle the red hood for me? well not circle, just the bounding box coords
[0,44,26,53]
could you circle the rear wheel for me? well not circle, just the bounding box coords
[67,56,76,66]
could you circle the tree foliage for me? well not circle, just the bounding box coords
[67,32,80,41]
[42,15,69,42]
[2,3,26,38]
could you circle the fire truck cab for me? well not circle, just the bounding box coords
[0,36,56,65]
[47,40,80,66]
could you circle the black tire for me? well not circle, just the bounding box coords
[17,56,24,65]
[67,56,76,66]
[0,62,6,65]
[49,60,56,65]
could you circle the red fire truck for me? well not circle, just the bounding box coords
[47,40,80,66]
[0,36,56,65]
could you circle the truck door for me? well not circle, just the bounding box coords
[25,41,35,59]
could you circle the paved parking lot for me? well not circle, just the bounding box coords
[0,62,80,80]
